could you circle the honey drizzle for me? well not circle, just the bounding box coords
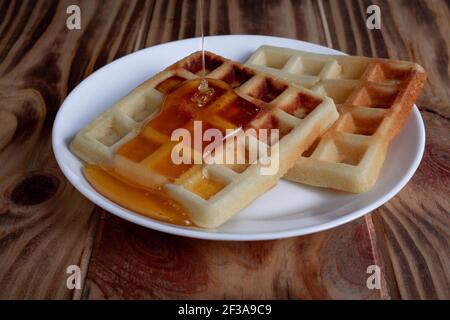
[191,79,215,107]
[200,0,205,76]
[79,0,269,227]
[84,78,261,226]
[84,165,191,226]
[192,0,215,108]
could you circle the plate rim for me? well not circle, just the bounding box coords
[52,34,425,241]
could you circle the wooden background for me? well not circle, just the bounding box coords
[0,0,448,299]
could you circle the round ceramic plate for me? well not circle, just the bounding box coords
[52,35,425,240]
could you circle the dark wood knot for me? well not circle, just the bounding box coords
[8,173,60,206]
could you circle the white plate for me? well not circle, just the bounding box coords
[52,35,425,241]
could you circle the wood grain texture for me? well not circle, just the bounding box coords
[142,0,328,46]
[84,214,386,299]
[0,0,448,300]
[322,0,450,299]
[0,0,149,299]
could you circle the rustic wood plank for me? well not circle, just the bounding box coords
[321,0,450,299]
[372,111,450,299]
[84,0,386,300]
[143,0,328,47]
[84,214,386,299]
[0,0,150,299]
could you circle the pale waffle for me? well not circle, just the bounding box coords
[246,45,426,193]
[70,51,338,228]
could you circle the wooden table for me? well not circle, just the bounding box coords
[0,0,448,299]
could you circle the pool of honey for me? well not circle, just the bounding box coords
[84,78,261,226]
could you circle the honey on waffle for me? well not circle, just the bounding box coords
[71,51,338,228]
[85,78,261,225]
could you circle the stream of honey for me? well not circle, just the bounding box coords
[83,3,262,226]
[200,0,206,75]
[193,0,215,106]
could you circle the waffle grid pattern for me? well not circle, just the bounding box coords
[71,51,338,227]
[246,45,426,193]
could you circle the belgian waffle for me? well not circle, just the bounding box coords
[70,51,338,228]
[246,45,426,193]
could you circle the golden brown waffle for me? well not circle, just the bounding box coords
[246,45,426,193]
[70,51,338,228]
